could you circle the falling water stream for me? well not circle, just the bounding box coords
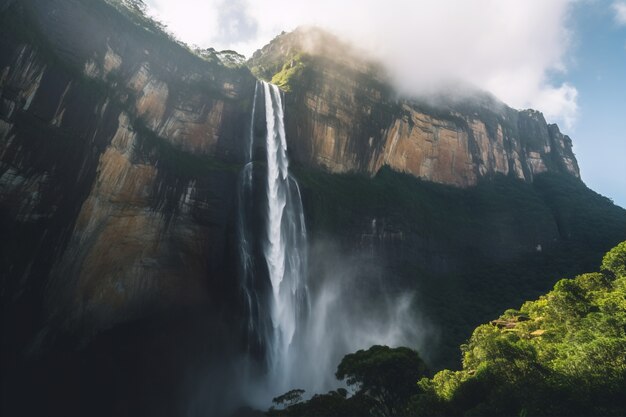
[235,81,424,408]
[237,81,310,395]
[262,81,310,385]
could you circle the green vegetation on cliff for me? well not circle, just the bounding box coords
[295,167,626,369]
[270,241,626,416]
[269,54,309,92]
[411,241,626,416]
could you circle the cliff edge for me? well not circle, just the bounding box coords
[249,27,580,187]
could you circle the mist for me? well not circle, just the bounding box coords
[229,81,434,411]
[145,0,577,128]
[234,237,434,411]
[298,238,434,394]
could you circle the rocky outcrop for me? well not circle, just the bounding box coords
[45,112,226,330]
[372,106,482,187]
[250,27,581,187]
[369,106,580,187]
[0,0,255,338]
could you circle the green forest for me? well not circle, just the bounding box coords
[268,241,626,416]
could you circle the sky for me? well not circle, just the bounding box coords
[144,0,626,207]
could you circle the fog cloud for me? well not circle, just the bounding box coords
[613,1,626,25]
[146,0,578,127]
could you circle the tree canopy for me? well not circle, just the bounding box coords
[269,241,626,416]
[336,345,428,416]
[268,346,428,417]
[411,240,626,416]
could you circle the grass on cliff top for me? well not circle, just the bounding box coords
[269,54,309,92]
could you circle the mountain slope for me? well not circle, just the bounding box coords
[249,27,580,187]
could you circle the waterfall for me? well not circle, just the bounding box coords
[233,81,428,413]
[248,81,258,163]
[237,80,309,393]
[262,81,309,386]
[238,81,261,354]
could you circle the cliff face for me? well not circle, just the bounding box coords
[249,27,580,187]
[1,4,585,339]
[0,0,255,338]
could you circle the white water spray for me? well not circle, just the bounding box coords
[236,82,428,408]
[237,81,309,395]
[262,81,309,388]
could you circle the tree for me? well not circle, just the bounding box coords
[272,389,305,409]
[409,241,626,417]
[602,241,626,278]
[335,345,429,416]
[267,389,373,417]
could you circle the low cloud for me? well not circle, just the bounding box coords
[146,0,578,128]
[613,1,626,25]
[212,0,258,46]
